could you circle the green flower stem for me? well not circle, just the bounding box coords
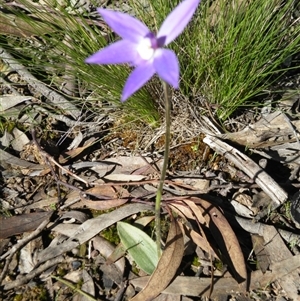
[155,81,171,257]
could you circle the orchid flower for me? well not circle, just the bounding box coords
[85,0,200,101]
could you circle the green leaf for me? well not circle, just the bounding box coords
[117,221,158,274]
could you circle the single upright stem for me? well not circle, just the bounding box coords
[155,81,171,257]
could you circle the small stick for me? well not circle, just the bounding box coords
[2,256,64,291]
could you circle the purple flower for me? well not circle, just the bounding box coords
[85,0,200,101]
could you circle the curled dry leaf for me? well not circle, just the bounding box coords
[170,201,217,258]
[85,186,117,199]
[182,199,207,225]
[59,138,96,164]
[78,198,129,211]
[85,185,130,199]
[19,233,42,274]
[191,197,247,284]
[180,224,218,259]
[133,216,155,228]
[11,128,30,152]
[169,201,195,220]
[51,223,80,237]
[104,156,154,174]
[131,218,184,301]
[66,130,84,150]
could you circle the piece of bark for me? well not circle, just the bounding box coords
[235,216,300,299]
[203,135,287,217]
[131,254,300,298]
[0,211,53,239]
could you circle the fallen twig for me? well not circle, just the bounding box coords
[2,256,64,290]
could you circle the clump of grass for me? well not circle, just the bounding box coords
[192,0,300,120]
[0,0,160,125]
[140,0,300,121]
[1,0,299,126]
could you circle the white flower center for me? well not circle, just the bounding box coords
[137,38,155,60]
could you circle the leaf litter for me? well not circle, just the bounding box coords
[1,1,300,301]
[1,81,300,301]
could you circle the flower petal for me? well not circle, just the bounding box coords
[85,40,138,65]
[98,8,150,43]
[122,63,155,101]
[157,0,200,45]
[153,49,179,88]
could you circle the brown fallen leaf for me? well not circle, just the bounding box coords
[78,186,130,210]
[169,201,218,258]
[85,186,118,199]
[59,138,96,164]
[182,199,216,267]
[133,216,155,228]
[181,224,218,259]
[191,197,247,285]
[104,156,154,174]
[131,218,184,301]
[0,211,53,239]
[79,198,129,210]
[183,199,207,225]
[169,202,195,220]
